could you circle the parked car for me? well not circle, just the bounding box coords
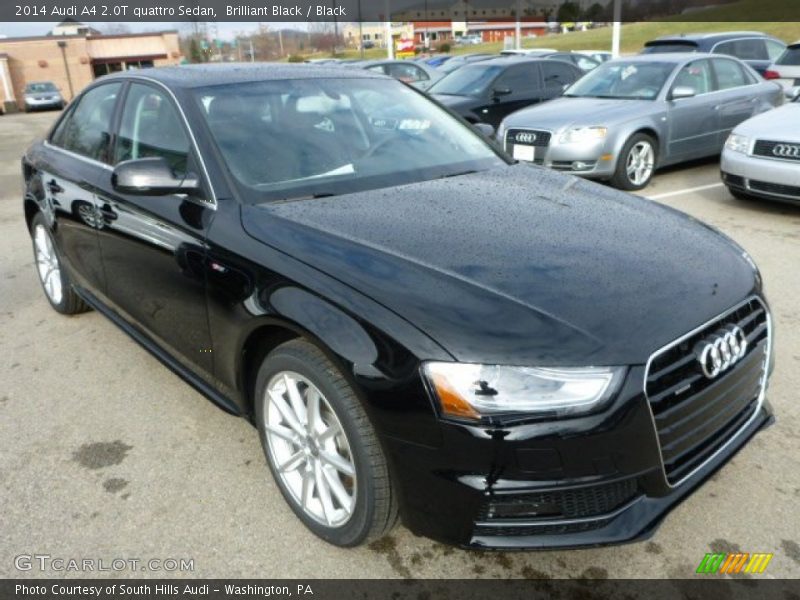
[458,34,483,45]
[436,53,494,74]
[576,50,614,63]
[721,86,800,205]
[541,51,601,72]
[498,54,784,189]
[420,54,453,68]
[22,81,65,112]
[499,48,557,56]
[361,40,375,50]
[22,63,773,550]
[641,31,786,75]
[352,59,444,91]
[429,57,584,128]
[764,41,800,97]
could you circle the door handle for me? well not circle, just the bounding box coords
[46,179,64,194]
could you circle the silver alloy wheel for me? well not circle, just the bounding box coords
[626,140,655,186]
[264,371,357,527]
[34,224,63,305]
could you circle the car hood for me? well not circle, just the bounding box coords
[242,165,757,366]
[503,97,657,132]
[733,102,800,141]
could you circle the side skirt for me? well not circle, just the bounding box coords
[76,286,242,417]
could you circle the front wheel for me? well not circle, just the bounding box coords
[611,133,657,190]
[254,339,398,546]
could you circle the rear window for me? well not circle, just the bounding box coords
[642,41,699,54]
[776,46,800,66]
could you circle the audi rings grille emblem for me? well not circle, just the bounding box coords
[772,143,800,158]
[695,326,748,379]
[515,132,537,144]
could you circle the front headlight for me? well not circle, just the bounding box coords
[725,133,749,154]
[423,362,624,421]
[559,126,608,144]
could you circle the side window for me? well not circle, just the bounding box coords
[766,40,787,62]
[366,65,388,75]
[716,39,768,61]
[541,62,578,88]
[673,60,713,95]
[575,56,598,71]
[495,64,540,94]
[51,83,121,162]
[713,58,749,90]
[114,83,189,174]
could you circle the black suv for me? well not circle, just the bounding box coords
[22,64,774,549]
[642,31,786,75]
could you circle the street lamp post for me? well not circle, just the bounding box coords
[56,40,74,99]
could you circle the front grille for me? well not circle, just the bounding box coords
[748,179,800,198]
[752,140,800,162]
[473,518,612,538]
[477,478,639,524]
[505,129,551,148]
[645,297,769,486]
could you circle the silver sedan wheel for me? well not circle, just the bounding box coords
[626,141,655,186]
[263,371,356,528]
[34,224,63,305]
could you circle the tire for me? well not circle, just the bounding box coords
[611,133,657,191]
[30,212,89,315]
[254,339,398,547]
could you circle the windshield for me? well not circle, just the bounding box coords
[26,82,57,93]
[642,42,699,54]
[194,78,505,201]
[564,61,675,100]
[429,64,504,96]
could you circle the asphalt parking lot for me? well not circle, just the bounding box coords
[1,110,799,579]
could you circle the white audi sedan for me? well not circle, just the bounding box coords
[721,87,800,206]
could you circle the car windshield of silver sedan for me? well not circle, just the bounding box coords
[25,82,57,93]
[564,61,675,100]
[427,64,504,96]
[194,78,505,201]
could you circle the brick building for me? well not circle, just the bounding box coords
[0,23,181,112]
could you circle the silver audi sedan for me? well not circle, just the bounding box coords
[721,87,800,205]
[497,53,784,189]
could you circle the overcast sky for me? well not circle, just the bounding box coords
[0,21,308,39]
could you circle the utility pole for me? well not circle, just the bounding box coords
[56,40,74,98]
[279,29,284,57]
[612,0,622,58]
[385,0,394,59]
[358,0,364,59]
[249,38,255,62]
[515,0,522,50]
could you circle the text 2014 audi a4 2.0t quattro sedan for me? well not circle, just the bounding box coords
[22,65,774,549]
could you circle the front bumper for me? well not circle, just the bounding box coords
[24,97,63,110]
[502,128,617,179]
[722,147,800,204]
[385,298,773,549]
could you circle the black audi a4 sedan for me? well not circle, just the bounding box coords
[22,64,773,549]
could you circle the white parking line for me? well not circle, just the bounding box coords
[646,182,724,200]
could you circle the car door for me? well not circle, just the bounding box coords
[711,58,759,149]
[479,63,545,128]
[94,80,215,377]
[665,59,720,160]
[35,82,123,295]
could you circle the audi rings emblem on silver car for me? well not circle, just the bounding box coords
[772,143,800,158]
[695,326,748,379]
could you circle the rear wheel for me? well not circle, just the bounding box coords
[611,133,657,190]
[30,212,89,315]
[255,339,397,546]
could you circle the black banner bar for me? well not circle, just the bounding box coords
[3,579,800,600]
[3,0,800,23]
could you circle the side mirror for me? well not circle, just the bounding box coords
[492,87,512,97]
[112,157,200,196]
[670,85,696,100]
[473,122,496,138]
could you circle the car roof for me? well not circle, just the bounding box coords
[610,52,729,63]
[97,63,388,89]
[647,31,776,45]
[458,56,552,67]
